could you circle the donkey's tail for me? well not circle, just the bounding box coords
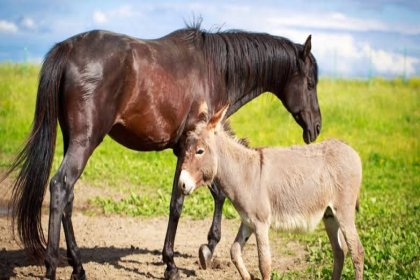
[2,42,70,260]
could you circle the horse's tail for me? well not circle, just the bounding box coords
[3,42,70,260]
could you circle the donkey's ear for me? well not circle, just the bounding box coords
[208,105,229,132]
[197,101,209,123]
[302,35,312,59]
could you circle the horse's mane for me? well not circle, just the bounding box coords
[178,22,318,102]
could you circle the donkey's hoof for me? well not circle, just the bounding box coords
[199,244,213,269]
[164,268,180,280]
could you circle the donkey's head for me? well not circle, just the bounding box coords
[277,35,321,144]
[178,106,228,195]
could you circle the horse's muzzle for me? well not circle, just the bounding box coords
[303,123,321,144]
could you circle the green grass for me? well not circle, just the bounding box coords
[0,64,419,278]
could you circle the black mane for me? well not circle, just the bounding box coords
[179,24,318,103]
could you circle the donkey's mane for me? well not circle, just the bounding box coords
[177,22,318,102]
[188,120,250,148]
[221,121,250,148]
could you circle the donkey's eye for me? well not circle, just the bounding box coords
[196,148,205,155]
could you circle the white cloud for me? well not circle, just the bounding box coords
[93,10,107,24]
[0,20,18,33]
[112,5,133,17]
[197,5,419,77]
[187,4,419,36]
[267,12,387,33]
[21,17,36,29]
[92,5,134,25]
[309,32,419,77]
[257,27,419,77]
[367,46,420,76]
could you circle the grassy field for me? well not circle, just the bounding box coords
[0,63,419,279]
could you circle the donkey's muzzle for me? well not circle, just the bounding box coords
[178,170,196,195]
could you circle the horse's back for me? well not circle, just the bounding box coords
[54,30,208,151]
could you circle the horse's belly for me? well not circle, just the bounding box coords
[108,121,176,151]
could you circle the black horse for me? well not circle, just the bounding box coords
[3,24,321,279]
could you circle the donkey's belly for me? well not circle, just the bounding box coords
[272,210,325,232]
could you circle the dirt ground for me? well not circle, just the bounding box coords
[0,181,308,280]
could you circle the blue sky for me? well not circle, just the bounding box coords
[0,0,419,78]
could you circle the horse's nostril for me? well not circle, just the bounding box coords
[181,183,185,191]
[316,124,321,134]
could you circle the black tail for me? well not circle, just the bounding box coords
[2,42,70,260]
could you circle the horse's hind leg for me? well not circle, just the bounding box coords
[199,181,226,269]
[45,142,97,279]
[323,208,347,280]
[63,197,85,280]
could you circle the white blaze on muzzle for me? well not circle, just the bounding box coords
[178,170,197,195]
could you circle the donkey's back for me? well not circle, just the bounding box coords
[262,139,362,232]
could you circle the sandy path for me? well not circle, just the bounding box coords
[0,180,307,279]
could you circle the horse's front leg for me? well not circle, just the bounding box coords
[199,182,226,269]
[162,159,184,280]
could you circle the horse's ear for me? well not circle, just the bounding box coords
[303,35,312,59]
[208,105,229,132]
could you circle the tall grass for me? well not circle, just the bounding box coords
[0,64,418,278]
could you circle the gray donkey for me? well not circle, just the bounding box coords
[178,106,364,280]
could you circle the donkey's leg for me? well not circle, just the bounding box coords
[230,222,253,280]
[336,212,364,280]
[323,213,347,280]
[45,143,96,279]
[199,182,226,269]
[255,223,271,280]
[163,159,184,280]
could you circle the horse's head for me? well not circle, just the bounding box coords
[277,35,321,144]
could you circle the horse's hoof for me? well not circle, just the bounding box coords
[45,268,56,280]
[164,268,181,280]
[70,269,86,280]
[198,244,213,269]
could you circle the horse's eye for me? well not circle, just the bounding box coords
[307,79,315,90]
[196,148,205,155]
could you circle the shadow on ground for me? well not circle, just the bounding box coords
[0,246,196,280]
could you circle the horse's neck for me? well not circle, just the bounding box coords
[228,89,264,116]
[214,132,260,198]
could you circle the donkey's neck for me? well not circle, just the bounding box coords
[214,132,261,199]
